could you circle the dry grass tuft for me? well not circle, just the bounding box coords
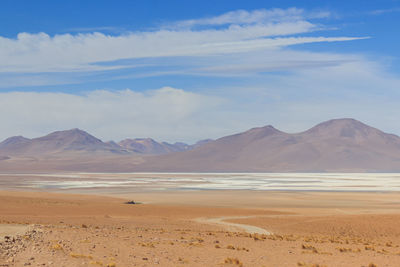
[70,253,93,260]
[336,247,361,253]
[223,257,243,266]
[51,243,63,251]
[139,242,155,248]
[302,244,318,254]
[376,249,389,254]
[89,261,103,266]
[178,257,189,264]
[365,245,375,251]
[297,262,326,267]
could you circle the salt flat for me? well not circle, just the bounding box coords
[1,172,400,192]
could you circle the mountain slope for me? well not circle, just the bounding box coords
[2,118,400,172]
[136,119,400,172]
[0,129,127,156]
[118,138,212,155]
[0,129,210,158]
[118,138,189,154]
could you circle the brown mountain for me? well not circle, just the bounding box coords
[0,129,209,158]
[117,138,213,155]
[1,118,400,172]
[118,138,192,155]
[135,118,400,172]
[0,128,128,156]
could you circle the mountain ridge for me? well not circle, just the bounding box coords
[0,129,211,157]
[1,118,400,172]
[134,118,400,172]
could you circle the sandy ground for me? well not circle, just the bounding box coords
[0,225,30,240]
[1,190,400,266]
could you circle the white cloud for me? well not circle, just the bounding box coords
[1,7,398,141]
[0,8,362,77]
[368,7,400,15]
[167,8,330,28]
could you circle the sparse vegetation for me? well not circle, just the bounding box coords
[302,244,318,254]
[336,247,361,253]
[223,257,243,266]
[89,261,103,266]
[51,243,63,251]
[70,253,93,259]
[297,262,326,267]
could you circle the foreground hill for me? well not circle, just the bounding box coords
[1,118,400,172]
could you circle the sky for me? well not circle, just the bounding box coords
[1,0,400,143]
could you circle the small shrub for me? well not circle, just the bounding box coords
[224,257,243,267]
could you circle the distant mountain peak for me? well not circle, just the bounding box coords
[118,137,191,155]
[50,128,91,136]
[0,135,31,149]
[244,124,285,138]
[2,135,30,142]
[41,128,99,139]
[249,124,281,132]
[312,118,365,128]
[305,118,380,138]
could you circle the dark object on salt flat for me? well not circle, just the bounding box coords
[124,200,137,205]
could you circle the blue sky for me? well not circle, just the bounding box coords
[1,0,400,142]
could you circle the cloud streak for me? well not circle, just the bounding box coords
[0,7,364,79]
[368,7,400,15]
[167,8,330,29]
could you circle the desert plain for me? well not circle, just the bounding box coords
[1,173,400,267]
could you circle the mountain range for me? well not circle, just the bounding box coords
[1,118,400,172]
[0,129,210,156]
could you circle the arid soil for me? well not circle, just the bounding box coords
[1,190,400,267]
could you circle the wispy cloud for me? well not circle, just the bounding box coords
[166,8,330,29]
[66,26,126,34]
[368,7,400,15]
[1,27,348,74]
[0,7,398,141]
[0,7,364,85]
